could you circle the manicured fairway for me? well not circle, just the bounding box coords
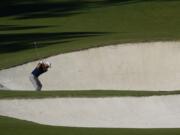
[1,1,180,134]
[0,116,180,135]
[0,90,180,99]
[1,0,180,69]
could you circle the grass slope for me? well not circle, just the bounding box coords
[0,116,180,135]
[0,90,180,99]
[1,0,180,69]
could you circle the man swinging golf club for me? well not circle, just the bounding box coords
[30,61,51,91]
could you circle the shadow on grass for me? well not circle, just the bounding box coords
[0,25,51,31]
[0,0,177,19]
[0,32,108,53]
[0,0,89,19]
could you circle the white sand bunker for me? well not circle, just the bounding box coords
[1,95,180,128]
[1,41,180,90]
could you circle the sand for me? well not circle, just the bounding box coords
[0,83,9,90]
[0,95,180,128]
[1,41,180,90]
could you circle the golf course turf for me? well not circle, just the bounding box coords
[1,116,180,135]
[0,90,180,99]
[1,0,180,134]
[1,0,180,69]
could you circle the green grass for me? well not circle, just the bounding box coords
[0,115,180,135]
[0,90,180,99]
[1,0,180,69]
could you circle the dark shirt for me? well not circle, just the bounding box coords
[32,65,47,77]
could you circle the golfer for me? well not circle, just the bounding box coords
[30,61,51,91]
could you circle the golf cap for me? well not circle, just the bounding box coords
[45,61,51,68]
